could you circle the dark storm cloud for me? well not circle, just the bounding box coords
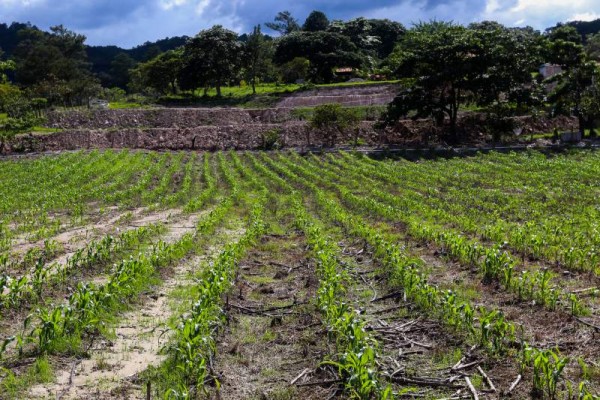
[1,0,149,30]
[0,0,598,47]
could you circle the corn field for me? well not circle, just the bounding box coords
[0,149,598,399]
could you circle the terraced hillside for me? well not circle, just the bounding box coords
[0,150,598,399]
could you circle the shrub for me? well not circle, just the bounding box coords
[310,103,360,147]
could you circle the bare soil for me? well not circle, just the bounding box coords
[208,233,333,400]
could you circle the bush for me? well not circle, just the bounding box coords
[261,128,282,150]
[310,103,360,147]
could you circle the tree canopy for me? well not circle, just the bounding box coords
[265,11,300,35]
[303,11,329,32]
[383,21,545,142]
[274,31,363,83]
[179,25,242,97]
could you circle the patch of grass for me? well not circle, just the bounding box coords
[29,126,63,135]
[196,83,301,98]
[259,367,278,377]
[95,355,112,371]
[1,356,54,399]
[108,102,147,109]
[247,275,276,285]
[158,80,397,108]
[432,347,463,368]
[259,386,298,400]
[239,317,259,344]
[261,329,277,342]
[470,373,484,389]
[291,105,386,121]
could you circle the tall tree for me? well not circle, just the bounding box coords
[367,19,405,59]
[266,11,300,35]
[585,33,600,60]
[244,25,273,94]
[130,49,182,95]
[13,25,98,105]
[384,21,542,142]
[384,22,478,141]
[545,25,595,136]
[109,52,136,89]
[179,25,242,97]
[274,31,363,83]
[303,11,329,32]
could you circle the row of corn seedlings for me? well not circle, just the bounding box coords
[337,152,600,275]
[0,223,165,314]
[261,152,597,399]
[162,188,268,398]
[289,153,589,317]
[245,152,389,399]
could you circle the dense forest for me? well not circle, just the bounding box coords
[1,10,600,144]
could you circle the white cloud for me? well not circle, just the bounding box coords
[160,0,189,10]
[481,0,600,28]
[568,12,600,22]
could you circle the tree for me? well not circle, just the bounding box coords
[0,71,39,152]
[109,52,136,89]
[545,25,595,136]
[266,11,300,35]
[303,11,329,32]
[469,22,545,107]
[329,18,379,55]
[179,25,242,97]
[580,76,600,137]
[274,31,363,83]
[384,21,542,142]
[244,25,273,94]
[278,57,309,83]
[584,33,600,60]
[13,25,98,106]
[546,25,585,69]
[367,19,405,59]
[0,50,15,83]
[384,22,479,141]
[130,49,182,95]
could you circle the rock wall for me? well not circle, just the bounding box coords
[276,84,398,108]
[45,108,296,130]
[3,110,579,155]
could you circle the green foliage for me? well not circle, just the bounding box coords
[585,33,600,61]
[13,25,99,106]
[278,57,310,83]
[303,10,329,32]
[261,128,281,150]
[310,104,360,146]
[244,25,275,93]
[383,21,545,142]
[130,49,182,95]
[179,25,242,97]
[274,31,364,83]
[265,11,300,35]
[546,26,598,136]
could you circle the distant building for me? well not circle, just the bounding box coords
[334,67,355,80]
[539,63,562,79]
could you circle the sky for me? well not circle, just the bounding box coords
[1,0,600,48]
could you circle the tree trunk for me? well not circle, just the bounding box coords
[589,118,597,138]
[216,82,222,97]
[578,115,586,139]
[251,76,256,95]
